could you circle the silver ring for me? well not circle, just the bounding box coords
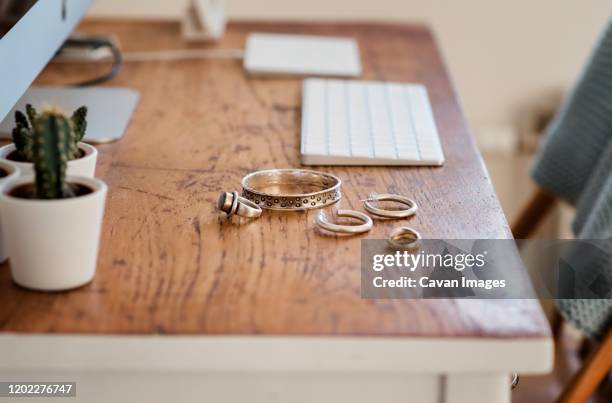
[315,209,373,234]
[217,191,262,219]
[230,191,240,215]
[363,193,418,219]
[387,227,421,249]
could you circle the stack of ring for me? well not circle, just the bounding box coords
[387,227,421,250]
[363,193,418,219]
[217,191,262,219]
[315,209,373,235]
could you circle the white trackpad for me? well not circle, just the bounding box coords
[243,33,361,77]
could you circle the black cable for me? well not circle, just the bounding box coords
[55,35,123,87]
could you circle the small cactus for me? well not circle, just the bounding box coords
[11,111,33,161]
[11,104,87,161]
[25,104,38,127]
[71,106,88,143]
[31,109,77,199]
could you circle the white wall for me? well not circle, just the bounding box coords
[88,0,611,143]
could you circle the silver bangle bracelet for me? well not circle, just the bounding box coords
[241,169,341,211]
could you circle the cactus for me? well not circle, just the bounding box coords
[11,111,33,161]
[11,104,87,161]
[71,106,88,143]
[31,109,77,199]
[25,104,38,127]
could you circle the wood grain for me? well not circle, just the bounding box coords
[0,20,550,338]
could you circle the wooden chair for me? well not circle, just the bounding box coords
[512,189,557,240]
[512,190,612,403]
[558,331,612,403]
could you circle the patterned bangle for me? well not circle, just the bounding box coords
[241,169,341,211]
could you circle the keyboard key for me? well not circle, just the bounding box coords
[327,80,349,135]
[385,83,413,134]
[347,81,370,134]
[397,146,419,161]
[408,85,438,134]
[350,146,372,159]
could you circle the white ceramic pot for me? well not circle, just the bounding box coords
[0,160,20,262]
[0,175,108,291]
[0,142,98,178]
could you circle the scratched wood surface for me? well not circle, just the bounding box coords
[0,20,550,337]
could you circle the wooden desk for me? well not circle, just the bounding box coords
[0,20,552,403]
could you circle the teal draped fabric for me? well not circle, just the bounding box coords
[530,16,612,340]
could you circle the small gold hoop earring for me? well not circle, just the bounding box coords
[387,227,421,250]
[362,193,418,219]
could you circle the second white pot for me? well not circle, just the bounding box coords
[0,175,108,291]
[0,160,20,262]
[0,142,98,178]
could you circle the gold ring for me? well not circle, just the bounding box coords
[241,169,341,211]
[363,193,418,219]
[217,191,262,219]
[315,209,373,234]
[387,227,421,249]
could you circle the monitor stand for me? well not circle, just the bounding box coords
[0,85,139,144]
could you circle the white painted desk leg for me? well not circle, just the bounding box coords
[444,373,510,403]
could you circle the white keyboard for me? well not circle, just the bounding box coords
[300,78,444,166]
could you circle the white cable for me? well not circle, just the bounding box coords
[123,48,244,62]
[53,48,245,64]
